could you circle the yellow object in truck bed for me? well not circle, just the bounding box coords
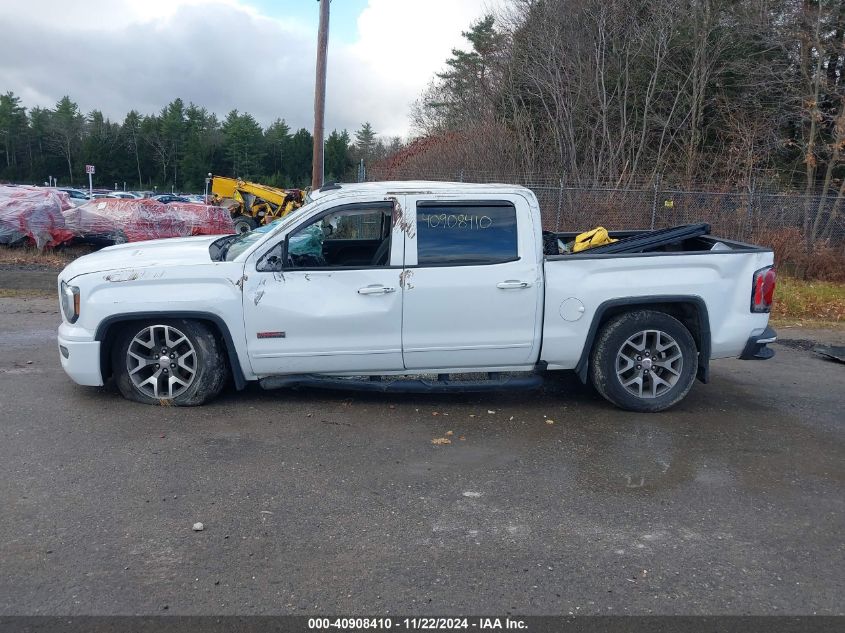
[572,227,617,252]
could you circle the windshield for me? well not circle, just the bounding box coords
[208,221,277,262]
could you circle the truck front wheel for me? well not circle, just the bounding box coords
[112,320,228,406]
[590,310,697,412]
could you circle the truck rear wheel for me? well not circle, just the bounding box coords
[590,310,697,412]
[112,319,228,406]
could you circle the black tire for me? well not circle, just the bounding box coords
[232,215,257,234]
[589,310,698,412]
[112,319,228,406]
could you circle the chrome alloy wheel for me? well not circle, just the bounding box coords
[615,329,683,399]
[126,324,197,399]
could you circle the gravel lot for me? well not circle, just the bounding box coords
[0,293,843,615]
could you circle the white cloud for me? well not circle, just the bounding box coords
[0,0,497,137]
[334,0,502,136]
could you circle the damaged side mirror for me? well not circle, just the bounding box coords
[257,241,287,272]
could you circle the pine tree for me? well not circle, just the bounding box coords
[122,110,143,188]
[46,96,83,184]
[222,110,265,178]
[181,104,220,191]
[263,118,291,178]
[354,122,377,161]
[285,129,313,187]
[325,129,352,181]
[0,92,27,174]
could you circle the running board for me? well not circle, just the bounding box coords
[259,372,544,393]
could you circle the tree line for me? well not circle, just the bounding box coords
[0,94,402,192]
[412,0,845,243]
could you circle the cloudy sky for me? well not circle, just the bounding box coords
[0,0,501,138]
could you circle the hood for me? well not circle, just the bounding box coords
[61,235,222,281]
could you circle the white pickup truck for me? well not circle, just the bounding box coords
[57,181,777,412]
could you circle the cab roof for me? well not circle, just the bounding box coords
[307,180,531,203]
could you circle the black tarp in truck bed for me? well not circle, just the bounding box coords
[543,223,712,256]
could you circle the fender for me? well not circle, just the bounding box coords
[94,311,248,390]
[574,295,711,384]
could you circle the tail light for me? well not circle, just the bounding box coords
[751,266,776,313]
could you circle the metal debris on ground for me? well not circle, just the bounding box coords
[431,437,452,446]
[813,346,845,363]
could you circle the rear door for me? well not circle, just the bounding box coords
[400,195,542,370]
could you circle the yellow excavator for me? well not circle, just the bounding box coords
[210,176,306,233]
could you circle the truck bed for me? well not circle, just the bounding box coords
[539,230,774,373]
[543,227,767,258]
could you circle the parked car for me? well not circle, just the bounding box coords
[107,192,140,199]
[57,188,90,207]
[152,194,190,204]
[56,181,777,410]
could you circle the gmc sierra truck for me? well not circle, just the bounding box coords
[57,181,777,412]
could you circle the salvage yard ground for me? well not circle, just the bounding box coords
[0,244,95,268]
[0,262,843,615]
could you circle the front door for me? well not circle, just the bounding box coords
[242,199,406,376]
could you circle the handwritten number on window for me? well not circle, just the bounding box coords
[423,214,493,230]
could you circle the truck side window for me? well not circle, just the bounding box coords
[416,202,518,266]
[282,202,393,269]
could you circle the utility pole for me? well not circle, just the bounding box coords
[311,0,330,190]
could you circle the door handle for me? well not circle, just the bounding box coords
[497,280,531,289]
[358,284,396,295]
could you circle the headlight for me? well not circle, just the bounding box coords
[60,281,80,323]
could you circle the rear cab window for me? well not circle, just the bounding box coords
[415,202,518,266]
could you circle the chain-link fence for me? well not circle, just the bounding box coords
[532,184,845,245]
[363,167,845,246]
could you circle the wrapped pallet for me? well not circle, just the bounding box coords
[63,198,237,244]
[164,203,236,236]
[62,198,185,243]
[0,185,74,249]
